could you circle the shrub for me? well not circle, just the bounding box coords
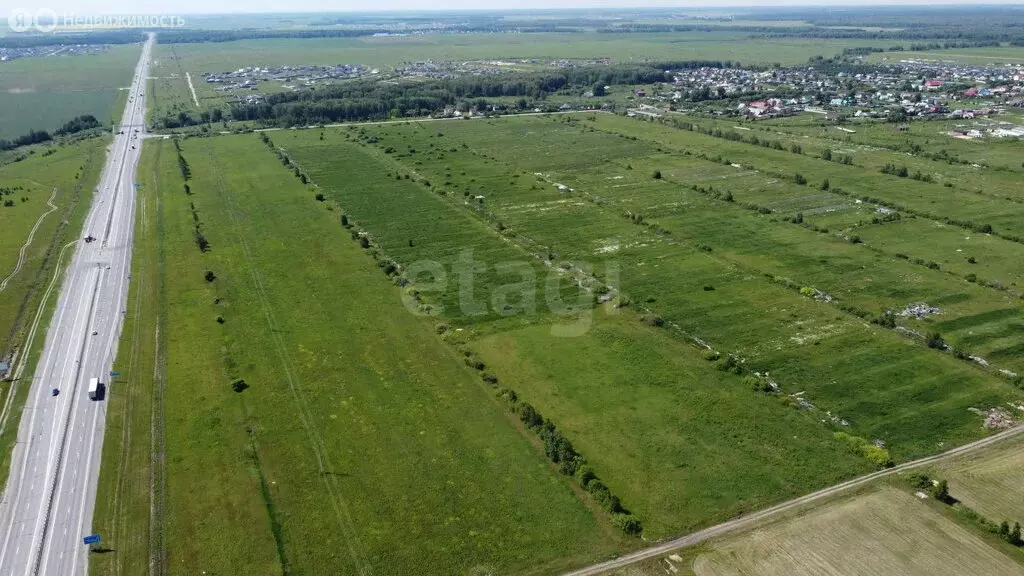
[315,192,325,202]
[611,513,643,536]
[701,349,720,361]
[652,170,662,179]
[794,173,807,185]
[575,465,596,489]
[519,403,543,429]
[967,256,976,264]
[925,331,945,349]
[231,379,249,393]
[204,270,216,282]
[644,315,664,327]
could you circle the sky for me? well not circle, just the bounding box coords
[2,0,1021,18]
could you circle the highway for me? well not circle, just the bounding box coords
[0,34,152,576]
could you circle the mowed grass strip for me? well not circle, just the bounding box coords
[691,486,1024,576]
[472,310,872,539]
[152,135,618,575]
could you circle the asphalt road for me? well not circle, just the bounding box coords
[0,34,152,576]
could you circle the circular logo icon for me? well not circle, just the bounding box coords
[8,8,32,32]
[33,8,58,33]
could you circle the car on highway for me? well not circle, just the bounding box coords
[50,388,59,397]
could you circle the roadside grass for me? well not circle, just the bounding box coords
[89,140,162,576]
[691,486,1024,576]
[116,135,620,575]
[0,45,140,139]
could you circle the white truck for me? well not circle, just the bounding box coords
[87,377,100,401]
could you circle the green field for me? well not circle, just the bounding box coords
[90,134,623,576]
[870,46,1024,65]
[0,45,141,139]
[279,115,1022,460]
[0,139,107,353]
[98,69,1024,575]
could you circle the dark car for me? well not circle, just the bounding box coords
[51,388,59,397]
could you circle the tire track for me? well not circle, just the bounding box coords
[0,188,59,293]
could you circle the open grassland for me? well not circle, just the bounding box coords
[0,138,107,353]
[933,440,1024,524]
[565,114,1024,375]
[160,32,900,69]
[92,134,622,575]
[281,116,1023,465]
[470,310,871,539]
[0,45,140,138]
[691,486,1024,576]
[869,46,1024,65]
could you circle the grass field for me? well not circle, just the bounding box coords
[0,138,107,354]
[279,116,1022,463]
[97,91,1024,574]
[691,486,1024,576]
[0,45,141,138]
[471,311,871,539]
[870,46,1024,65]
[90,134,624,576]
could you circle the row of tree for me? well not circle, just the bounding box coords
[0,129,51,151]
[230,64,671,126]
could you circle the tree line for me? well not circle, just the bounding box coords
[229,64,673,126]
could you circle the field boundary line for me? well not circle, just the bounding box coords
[562,423,1024,576]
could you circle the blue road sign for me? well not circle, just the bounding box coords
[109,371,120,377]
[135,183,141,189]
[83,534,100,545]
